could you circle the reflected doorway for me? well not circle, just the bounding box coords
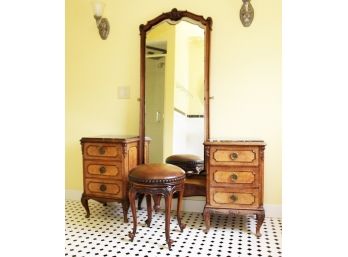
[145,55,166,163]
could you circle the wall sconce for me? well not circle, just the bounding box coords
[240,0,254,27]
[91,0,110,40]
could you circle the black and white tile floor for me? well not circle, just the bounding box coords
[65,200,282,257]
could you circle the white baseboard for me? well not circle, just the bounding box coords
[264,204,282,218]
[65,189,281,218]
[65,189,82,201]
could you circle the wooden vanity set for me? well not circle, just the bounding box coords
[80,9,266,250]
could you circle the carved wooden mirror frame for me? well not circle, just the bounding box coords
[138,8,212,163]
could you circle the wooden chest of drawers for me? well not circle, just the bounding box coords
[80,136,149,222]
[203,140,266,236]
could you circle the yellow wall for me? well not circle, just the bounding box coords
[174,23,190,114]
[174,22,204,115]
[66,0,282,205]
[188,36,204,115]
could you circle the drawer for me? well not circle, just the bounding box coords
[211,166,258,187]
[84,143,122,159]
[209,188,260,208]
[210,146,259,166]
[85,179,123,198]
[84,160,122,179]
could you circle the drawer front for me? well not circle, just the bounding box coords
[210,188,260,208]
[210,146,259,166]
[211,166,258,187]
[85,179,123,198]
[84,143,122,159]
[84,160,122,179]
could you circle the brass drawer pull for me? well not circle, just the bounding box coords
[98,146,106,155]
[230,152,238,160]
[230,194,238,202]
[99,184,107,192]
[231,173,238,181]
[99,166,106,174]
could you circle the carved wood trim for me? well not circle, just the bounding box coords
[204,145,210,158]
[260,146,265,161]
[81,142,84,155]
[139,8,212,34]
[128,181,184,197]
[204,206,264,216]
[128,175,185,184]
[122,143,128,157]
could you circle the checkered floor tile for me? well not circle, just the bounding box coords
[65,200,282,257]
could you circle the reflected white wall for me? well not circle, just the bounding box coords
[172,111,204,159]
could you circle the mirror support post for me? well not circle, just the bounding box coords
[204,18,212,142]
[139,26,146,164]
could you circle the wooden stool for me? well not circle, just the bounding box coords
[128,164,186,250]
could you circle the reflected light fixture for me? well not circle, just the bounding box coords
[240,0,254,27]
[91,0,110,39]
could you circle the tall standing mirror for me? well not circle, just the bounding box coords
[139,9,212,199]
[139,9,212,167]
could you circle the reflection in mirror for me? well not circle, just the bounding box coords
[145,20,205,163]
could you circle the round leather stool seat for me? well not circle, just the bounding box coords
[165,154,204,177]
[128,163,186,250]
[129,163,185,184]
[166,154,202,163]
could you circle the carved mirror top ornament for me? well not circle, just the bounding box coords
[139,8,212,34]
[240,0,254,27]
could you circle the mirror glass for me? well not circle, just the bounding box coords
[145,20,205,163]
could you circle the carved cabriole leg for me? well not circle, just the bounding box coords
[137,193,145,210]
[145,194,152,227]
[122,199,130,223]
[81,193,90,218]
[256,211,265,237]
[176,189,186,232]
[164,192,174,250]
[203,207,211,233]
[153,194,162,212]
[128,187,137,241]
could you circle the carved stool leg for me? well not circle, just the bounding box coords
[203,207,211,233]
[145,194,152,227]
[122,199,129,223]
[164,192,174,250]
[256,212,265,237]
[137,193,145,210]
[128,187,137,241]
[153,194,162,212]
[176,189,186,232]
[81,193,90,218]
